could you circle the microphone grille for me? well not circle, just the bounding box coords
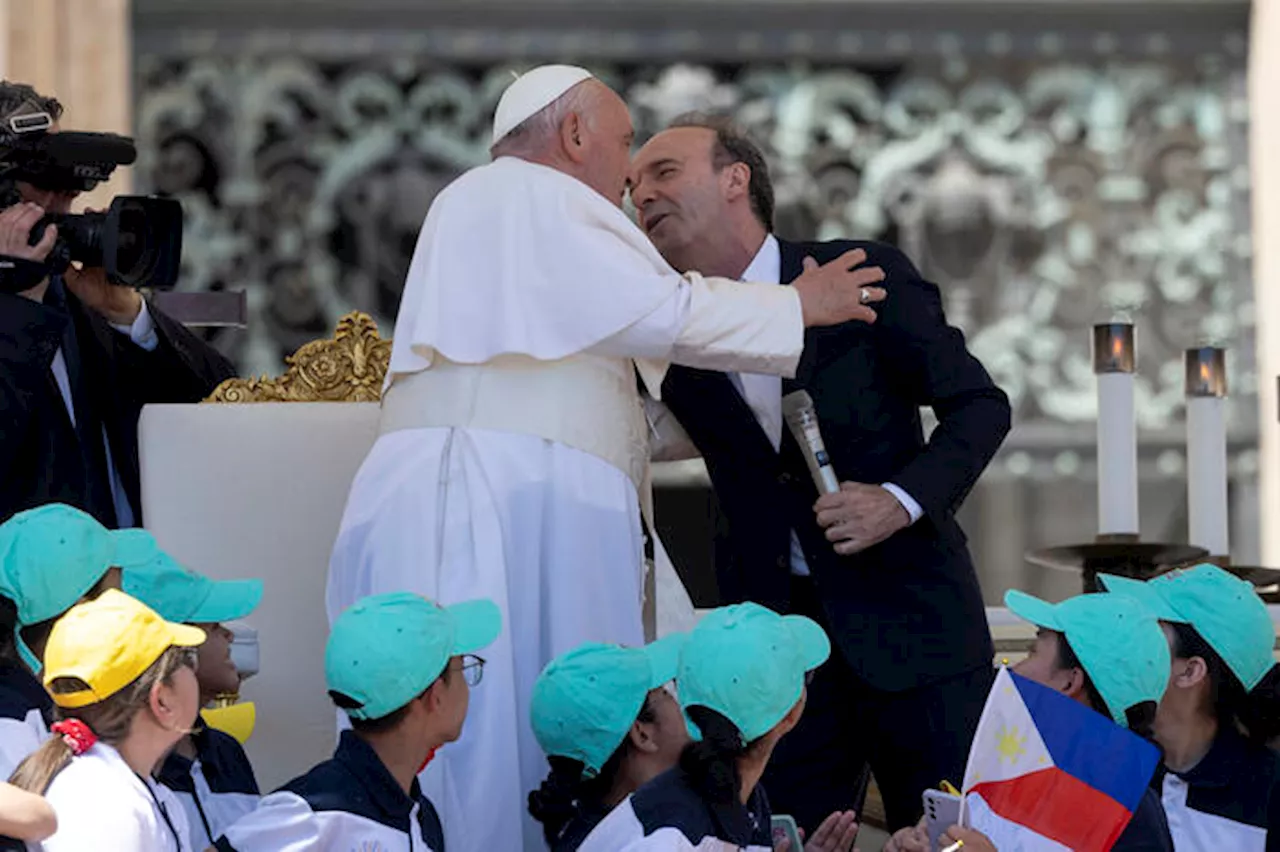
[781,390,814,422]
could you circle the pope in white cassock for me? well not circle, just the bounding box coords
[327,65,888,852]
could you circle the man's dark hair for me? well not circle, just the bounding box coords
[668,111,775,232]
[0,81,62,125]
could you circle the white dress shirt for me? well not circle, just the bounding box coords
[49,299,159,528]
[737,234,923,576]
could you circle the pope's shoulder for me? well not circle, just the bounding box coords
[429,156,574,212]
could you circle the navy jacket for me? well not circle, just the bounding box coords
[661,238,1010,691]
[579,767,773,851]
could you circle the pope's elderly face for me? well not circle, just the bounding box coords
[629,127,728,262]
[578,83,635,208]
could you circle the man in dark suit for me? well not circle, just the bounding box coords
[630,113,1011,833]
[0,82,236,527]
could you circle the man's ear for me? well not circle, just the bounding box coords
[423,679,447,713]
[722,161,750,202]
[560,112,587,163]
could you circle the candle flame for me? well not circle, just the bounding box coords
[1200,361,1212,383]
[1112,336,1125,359]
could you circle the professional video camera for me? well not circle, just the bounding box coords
[0,108,183,295]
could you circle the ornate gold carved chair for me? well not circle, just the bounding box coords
[206,313,390,403]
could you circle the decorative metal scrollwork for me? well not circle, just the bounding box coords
[135,53,1251,435]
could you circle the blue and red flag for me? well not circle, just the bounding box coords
[960,666,1161,851]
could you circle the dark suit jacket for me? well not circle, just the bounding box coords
[661,238,1011,691]
[0,285,236,526]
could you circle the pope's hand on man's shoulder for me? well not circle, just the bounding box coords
[792,249,886,328]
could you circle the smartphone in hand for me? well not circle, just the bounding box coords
[923,789,962,850]
[771,814,803,850]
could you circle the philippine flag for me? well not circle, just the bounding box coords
[960,666,1161,851]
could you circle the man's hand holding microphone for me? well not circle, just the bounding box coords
[783,387,911,557]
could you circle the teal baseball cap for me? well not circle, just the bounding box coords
[678,603,830,743]
[0,504,116,627]
[1100,564,1277,691]
[123,551,263,625]
[531,633,686,776]
[1006,589,1171,726]
[110,528,162,572]
[325,592,502,721]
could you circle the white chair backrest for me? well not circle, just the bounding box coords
[138,401,379,790]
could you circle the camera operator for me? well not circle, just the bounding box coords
[0,82,235,528]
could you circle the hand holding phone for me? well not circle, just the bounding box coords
[923,789,962,851]
[772,815,804,851]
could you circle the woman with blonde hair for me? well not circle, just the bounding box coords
[9,589,205,851]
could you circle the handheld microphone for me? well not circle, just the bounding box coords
[782,390,840,494]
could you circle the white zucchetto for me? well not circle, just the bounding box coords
[491,64,595,145]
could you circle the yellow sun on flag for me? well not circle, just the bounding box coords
[995,724,1027,764]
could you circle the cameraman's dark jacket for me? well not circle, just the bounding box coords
[0,280,235,527]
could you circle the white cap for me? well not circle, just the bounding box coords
[492,64,595,145]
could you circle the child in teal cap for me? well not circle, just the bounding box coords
[0,504,130,669]
[0,504,126,781]
[215,591,502,851]
[1100,565,1280,850]
[1004,589,1175,852]
[122,537,265,851]
[528,634,690,851]
[579,603,858,852]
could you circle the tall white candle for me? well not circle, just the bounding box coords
[1097,373,1140,535]
[1186,348,1229,557]
[1094,323,1139,536]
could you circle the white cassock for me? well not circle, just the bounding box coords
[326,155,804,852]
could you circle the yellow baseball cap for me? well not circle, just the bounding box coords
[43,589,206,709]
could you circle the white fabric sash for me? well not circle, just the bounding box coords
[379,354,649,494]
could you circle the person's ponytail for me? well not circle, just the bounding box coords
[7,731,75,795]
[679,706,747,807]
[528,756,588,845]
[529,695,659,845]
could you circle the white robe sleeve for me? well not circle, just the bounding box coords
[590,273,804,379]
